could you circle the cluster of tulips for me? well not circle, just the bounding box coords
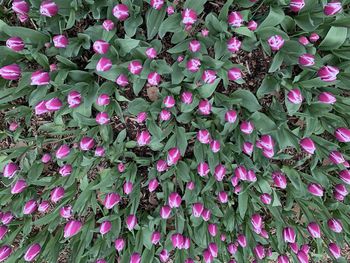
[1,0,350,262]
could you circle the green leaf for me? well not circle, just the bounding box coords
[258,7,285,29]
[159,14,182,38]
[238,191,248,218]
[232,90,261,112]
[146,7,166,39]
[116,38,140,54]
[198,78,220,98]
[319,27,348,51]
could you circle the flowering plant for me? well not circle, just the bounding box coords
[1,0,350,262]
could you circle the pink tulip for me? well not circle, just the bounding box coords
[201,28,209,36]
[12,0,30,17]
[171,233,184,249]
[23,199,37,214]
[235,166,247,180]
[93,40,110,54]
[41,153,51,163]
[182,8,197,25]
[228,11,243,27]
[163,96,175,108]
[268,35,285,51]
[100,220,112,235]
[67,90,82,108]
[307,183,324,197]
[242,142,254,156]
[227,37,241,53]
[198,99,212,115]
[102,20,114,31]
[168,192,181,208]
[237,234,247,247]
[156,160,167,173]
[123,181,133,195]
[158,250,169,263]
[167,147,181,166]
[128,60,143,75]
[203,249,213,263]
[151,231,161,244]
[96,57,112,72]
[118,163,125,173]
[240,121,254,134]
[324,1,342,16]
[254,244,265,259]
[272,171,287,189]
[339,169,350,184]
[126,214,137,230]
[328,243,341,258]
[160,205,171,219]
[187,181,195,190]
[40,0,58,17]
[197,163,209,177]
[94,146,105,157]
[210,140,220,153]
[9,122,19,132]
[1,212,14,225]
[208,224,217,237]
[0,226,7,240]
[96,259,106,263]
[64,220,82,238]
[283,227,296,243]
[259,135,275,150]
[318,66,339,82]
[56,144,70,159]
[113,4,129,21]
[0,245,12,262]
[95,112,109,125]
[116,74,129,87]
[146,47,157,59]
[201,70,216,84]
[278,255,290,263]
[251,214,263,233]
[0,64,21,80]
[181,91,193,104]
[35,101,48,115]
[335,127,350,142]
[297,250,309,263]
[136,112,147,123]
[80,137,95,151]
[248,171,257,181]
[103,193,120,209]
[334,184,348,196]
[225,110,237,123]
[51,187,64,203]
[31,70,50,85]
[148,72,161,86]
[38,201,50,213]
[298,54,315,67]
[6,37,24,52]
[186,58,201,72]
[300,138,316,154]
[298,36,309,46]
[214,164,226,181]
[318,92,336,104]
[167,6,175,15]
[11,179,27,194]
[2,162,18,178]
[159,109,171,121]
[290,0,305,12]
[327,218,343,233]
[192,202,204,217]
[59,205,72,219]
[114,238,125,252]
[228,67,242,80]
[96,94,110,106]
[287,89,303,104]
[208,242,218,257]
[247,20,258,31]
[189,40,201,53]
[260,193,272,205]
[307,222,321,238]
[53,35,68,48]
[45,97,62,111]
[309,33,320,42]
[137,131,151,146]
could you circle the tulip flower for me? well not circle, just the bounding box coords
[171,233,184,249]
[103,193,120,209]
[45,98,62,111]
[328,243,341,258]
[137,131,151,146]
[318,66,339,82]
[40,0,58,17]
[38,201,50,213]
[126,214,137,230]
[2,162,18,178]
[6,37,25,52]
[96,112,109,125]
[167,6,175,15]
[50,187,64,203]
[53,35,68,48]
[272,171,287,189]
[60,205,72,219]
[186,58,201,72]
[225,110,237,123]
[0,64,21,80]
[116,74,129,86]
[80,137,95,151]
[335,127,350,142]
[240,121,254,134]
[0,226,7,241]
[296,250,309,263]
[0,245,12,262]
[148,178,159,192]
[203,249,213,263]
[290,0,305,12]
[96,57,112,72]
[67,91,82,108]
[208,224,217,237]
[298,36,309,46]
[11,179,27,194]
[146,47,157,59]
[182,8,197,25]
[247,20,258,31]
[115,238,125,252]
[31,70,50,85]
[307,183,324,197]
[251,214,263,233]
[12,0,30,22]
[168,192,181,208]
[128,61,143,75]
[96,94,110,106]
[113,4,129,21]
[237,234,247,247]
[192,202,204,217]
[324,2,342,16]
[214,164,226,181]
[283,227,296,243]
[102,20,114,31]
[93,40,110,54]
[150,231,161,244]
[201,208,211,221]
[307,222,321,238]
[278,255,290,263]
[327,218,343,233]
[318,92,336,104]
[56,144,70,159]
[160,205,171,219]
[9,122,19,132]
[254,244,265,259]
[309,33,320,42]
[287,89,303,104]
[123,181,133,195]
[201,70,216,84]
[100,220,112,235]
[163,96,175,108]
[242,142,254,156]
[268,35,285,51]
[300,138,316,154]
[167,147,181,166]
[228,11,243,27]
[159,249,169,262]
[64,220,82,238]
[23,200,37,214]
[148,72,161,86]
[260,193,272,205]
[298,54,315,67]
[227,37,241,53]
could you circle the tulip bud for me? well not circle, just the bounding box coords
[307,183,324,197]
[247,20,258,31]
[298,36,309,46]
[0,64,21,80]
[208,224,217,237]
[58,164,71,177]
[148,72,161,86]
[225,110,237,123]
[296,250,309,263]
[12,0,30,18]
[96,94,110,106]
[31,70,50,86]
[227,37,241,53]
[123,181,133,195]
[268,35,285,51]
[186,58,201,72]
[201,70,216,84]
[254,244,265,259]
[235,166,247,180]
[329,150,346,165]
[148,178,159,192]
[328,218,343,233]
[53,35,68,48]
[181,91,193,104]
[128,60,143,75]
[309,33,320,42]
[307,222,321,238]
[186,181,195,191]
[0,245,12,262]
[2,162,18,178]
[102,20,114,31]
[208,242,218,258]
[182,8,197,25]
[96,57,112,72]
[6,37,25,52]
[214,164,226,181]
[137,131,151,146]
[35,101,48,115]
[149,231,161,245]
[56,144,70,159]
[160,205,171,219]
[113,4,129,21]
[189,40,201,53]
[318,92,336,104]
[242,142,254,156]
[51,187,64,203]
[300,138,316,154]
[167,147,181,166]
[283,227,296,243]
[298,54,315,67]
[96,259,106,263]
[40,0,58,17]
[103,193,120,209]
[93,40,110,54]
[38,201,50,213]
[163,96,175,108]
[115,74,129,87]
[146,47,157,59]
[64,220,82,238]
[159,249,169,262]
[290,0,305,12]
[100,220,112,235]
[45,97,62,112]
[1,212,14,225]
[203,249,213,263]
[237,234,247,247]
[272,171,287,189]
[126,214,137,230]
[260,193,272,205]
[228,11,243,27]
[0,226,7,240]
[334,184,348,197]
[324,2,342,16]
[9,122,19,132]
[318,65,339,82]
[335,127,350,143]
[118,163,125,173]
[192,202,204,217]
[198,100,212,115]
[260,229,269,239]
[67,90,82,108]
[339,169,350,184]
[218,191,228,203]
[287,89,303,104]
[227,243,237,255]
[59,205,72,219]
[328,242,341,259]
[210,140,220,153]
[251,214,263,234]
[11,179,27,194]
[201,208,211,221]
[23,199,37,214]
[115,238,125,252]
[168,192,181,208]
[80,137,95,151]
[94,146,105,157]
[95,112,109,125]
[167,6,175,15]
[240,121,254,134]
[171,233,184,249]
[278,255,290,263]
